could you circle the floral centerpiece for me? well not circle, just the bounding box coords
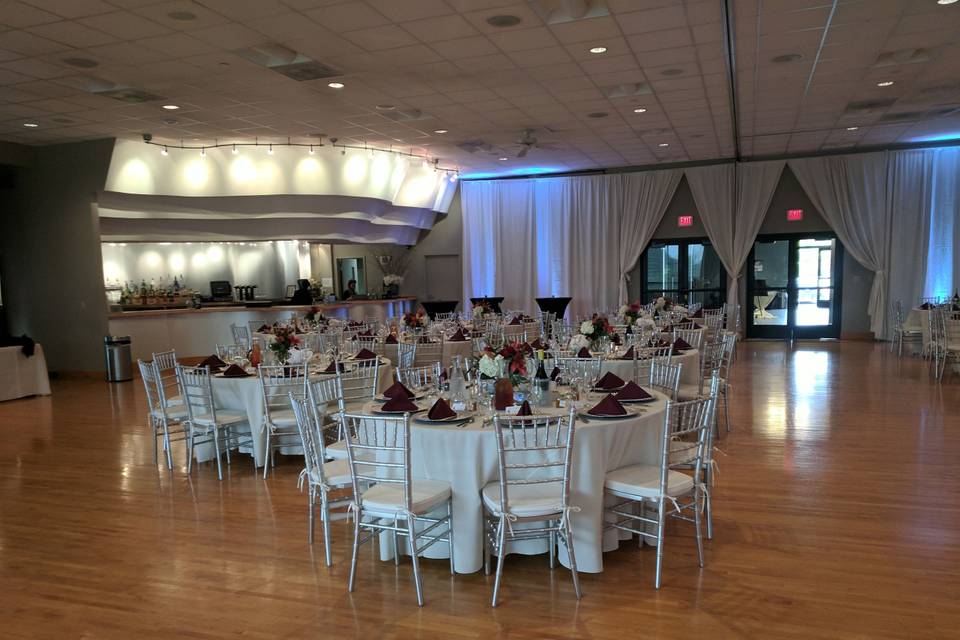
[498,341,529,386]
[580,314,613,347]
[477,350,502,380]
[269,326,301,364]
[403,309,429,329]
[568,334,590,352]
[619,300,642,325]
[654,296,673,311]
[305,306,325,323]
[472,301,492,319]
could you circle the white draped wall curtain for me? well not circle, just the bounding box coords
[461,171,680,318]
[462,146,959,337]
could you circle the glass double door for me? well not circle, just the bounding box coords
[747,234,843,339]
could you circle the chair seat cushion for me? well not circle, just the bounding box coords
[605,464,694,499]
[265,408,298,428]
[481,481,565,519]
[153,406,188,421]
[675,383,702,401]
[191,410,247,426]
[326,440,348,460]
[321,459,352,486]
[360,479,451,517]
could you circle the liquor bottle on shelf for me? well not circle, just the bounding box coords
[139,279,148,305]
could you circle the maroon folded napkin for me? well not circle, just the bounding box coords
[353,348,377,360]
[383,382,415,400]
[517,400,532,416]
[673,337,693,351]
[577,347,592,358]
[616,381,653,401]
[509,316,522,325]
[323,361,345,373]
[448,329,467,341]
[657,338,672,348]
[221,364,250,378]
[588,394,627,416]
[613,334,623,346]
[427,398,457,420]
[382,396,420,413]
[618,346,635,360]
[549,366,561,381]
[349,321,363,327]
[258,324,271,333]
[200,354,226,369]
[691,308,704,319]
[920,302,933,310]
[385,334,399,344]
[530,338,546,350]
[595,371,625,389]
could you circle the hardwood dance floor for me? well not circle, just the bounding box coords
[1,342,958,639]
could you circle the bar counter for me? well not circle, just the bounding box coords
[109,297,416,361]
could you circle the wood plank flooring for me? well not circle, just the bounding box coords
[1,342,958,639]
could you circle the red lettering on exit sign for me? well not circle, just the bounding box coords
[678,215,694,227]
[787,209,804,222]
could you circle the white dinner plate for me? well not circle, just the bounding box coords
[413,411,474,424]
[578,407,641,420]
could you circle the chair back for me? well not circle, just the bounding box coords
[396,363,443,391]
[340,412,412,510]
[649,359,682,399]
[490,409,577,517]
[230,323,250,347]
[176,364,217,424]
[151,349,178,374]
[413,340,443,366]
[258,363,308,424]
[396,341,416,368]
[335,361,381,408]
[659,385,717,492]
[718,330,737,380]
[216,344,245,361]
[673,328,703,350]
[138,359,163,415]
[632,345,673,383]
[290,393,332,485]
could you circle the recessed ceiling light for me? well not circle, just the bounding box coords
[589,46,607,54]
[847,126,860,131]
[487,14,521,28]
[877,81,895,87]
[167,10,196,21]
[375,104,395,111]
[498,157,509,161]
[62,57,98,68]
[434,129,448,134]
[658,143,670,147]
[937,0,957,5]
[162,104,179,110]
[23,122,38,128]
[328,82,344,89]
[633,107,647,113]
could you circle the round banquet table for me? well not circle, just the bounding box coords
[194,357,394,467]
[600,347,700,386]
[381,339,473,367]
[363,390,670,574]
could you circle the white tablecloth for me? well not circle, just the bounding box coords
[366,392,670,574]
[198,358,394,467]
[600,348,700,386]
[0,344,51,402]
[381,339,473,367]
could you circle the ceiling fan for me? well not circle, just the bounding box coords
[514,128,562,158]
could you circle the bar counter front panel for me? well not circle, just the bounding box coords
[109,298,415,361]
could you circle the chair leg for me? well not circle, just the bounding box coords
[491,518,507,607]
[407,518,424,607]
[307,487,315,543]
[447,501,455,575]
[723,389,731,432]
[320,490,333,567]
[654,499,666,589]
[347,511,361,593]
[562,518,582,600]
[223,426,232,465]
[151,417,159,465]
[186,425,195,475]
[705,465,714,540]
[392,518,401,566]
[548,523,556,569]
[262,430,271,480]
[483,519,492,576]
[212,427,223,481]
[162,421,174,470]
[694,489,705,568]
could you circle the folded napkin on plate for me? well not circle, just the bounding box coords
[618,346,635,360]
[691,308,704,319]
[385,334,399,344]
[448,329,467,342]
[549,366,561,381]
[382,396,420,413]
[427,398,457,420]
[616,381,653,401]
[509,316,522,325]
[595,371,625,390]
[588,394,627,416]
[200,354,226,369]
[920,302,933,310]
[516,400,532,416]
[221,364,249,378]
[323,361,345,373]
[673,337,693,351]
[576,347,592,358]
[530,338,546,350]
[258,324,271,333]
[383,381,415,400]
[611,334,622,346]
[353,348,377,360]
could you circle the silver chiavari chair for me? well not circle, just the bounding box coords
[259,363,309,478]
[673,327,704,350]
[138,359,188,470]
[215,343,245,361]
[484,409,581,607]
[290,391,352,566]
[649,359,682,400]
[341,411,454,607]
[889,300,922,357]
[354,336,380,354]
[604,382,717,588]
[397,341,417,369]
[395,363,443,392]
[721,302,741,334]
[335,359,381,407]
[231,323,251,348]
[677,339,723,401]
[632,345,673,384]
[717,331,737,430]
[176,364,250,481]
[150,348,183,405]
[413,340,443,367]
[317,331,343,356]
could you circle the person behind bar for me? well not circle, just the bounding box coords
[342,279,357,301]
[290,279,312,305]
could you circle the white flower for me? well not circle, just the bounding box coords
[478,354,500,378]
[618,305,629,315]
[568,334,590,351]
[383,274,404,286]
[580,320,595,335]
[635,317,656,330]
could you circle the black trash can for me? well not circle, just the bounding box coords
[104,335,132,382]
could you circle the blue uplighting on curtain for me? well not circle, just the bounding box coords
[924,148,959,299]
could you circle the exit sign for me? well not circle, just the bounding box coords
[787,209,804,222]
[678,215,694,227]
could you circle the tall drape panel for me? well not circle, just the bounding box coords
[887,150,934,329]
[789,152,892,337]
[617,169,682,304]
[534,175,621,318]
[922,147,960,299]
[685,162,784,321]
[461,180,537,312]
